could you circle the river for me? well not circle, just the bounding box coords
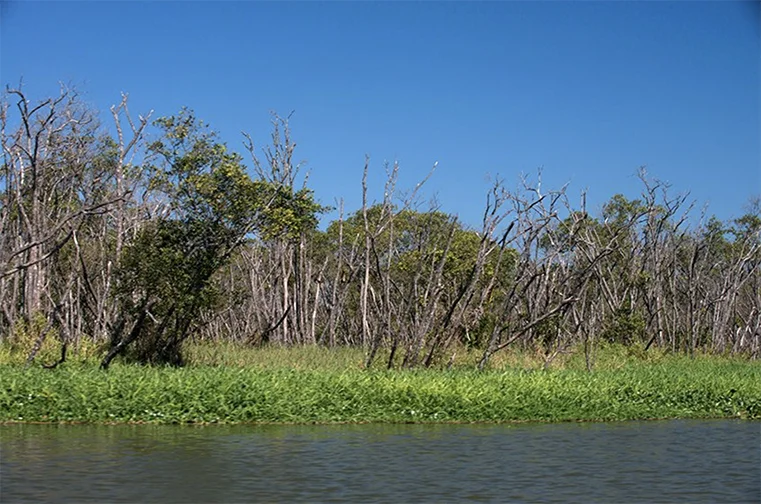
[1,420,759,503]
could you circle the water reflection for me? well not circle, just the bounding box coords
[2,420,759,503]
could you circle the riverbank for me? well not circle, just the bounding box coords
[1,345,759,424]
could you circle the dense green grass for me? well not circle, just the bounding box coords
[1,345,759,424]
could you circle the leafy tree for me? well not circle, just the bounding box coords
[101,110,266,368]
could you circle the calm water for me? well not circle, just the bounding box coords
[1,420,759,503]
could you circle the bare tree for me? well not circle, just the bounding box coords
[0,85,149,362]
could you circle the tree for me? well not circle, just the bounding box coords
[101,110,266,368]
[0,85,150,366]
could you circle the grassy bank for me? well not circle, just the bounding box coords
[1,345,759,424]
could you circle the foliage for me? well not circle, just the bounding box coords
[2,350,759,424]
[258,185,325,241]
[1,86,759,371]
[105,111,268,367]
[6,313,58,360]
[600,303,647,345]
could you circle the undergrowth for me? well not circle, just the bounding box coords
[1,348,758,424]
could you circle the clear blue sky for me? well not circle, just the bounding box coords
[1,1,759,228]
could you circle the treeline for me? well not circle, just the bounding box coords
[1,85,759,369]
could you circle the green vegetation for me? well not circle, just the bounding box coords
[101,110,323,369]
[1,344,759,424]
[2,85,760,373]
[1,84,760,429]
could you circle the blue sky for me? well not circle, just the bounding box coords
[1,1,759,228]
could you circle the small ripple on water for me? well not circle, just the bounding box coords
[1,419,759,503]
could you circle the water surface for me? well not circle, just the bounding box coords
[1,420,759,503]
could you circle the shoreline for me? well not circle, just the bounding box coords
[1,415,756,427]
